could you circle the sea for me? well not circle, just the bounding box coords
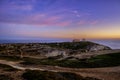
[0,39,120,49]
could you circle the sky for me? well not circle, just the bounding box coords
[0,0,120,40]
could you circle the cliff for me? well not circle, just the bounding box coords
[43,41,111,57]
[45,41,111,51]
[0,41,111,58]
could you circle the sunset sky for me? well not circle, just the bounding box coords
[0,0,120,40]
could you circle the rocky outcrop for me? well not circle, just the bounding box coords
[45,41,112,58]
[45,50,67,57]
[87,44,111,52]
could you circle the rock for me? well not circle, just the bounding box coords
[87,44,111,52]
[45,50,67,57]
[45,41,112,58]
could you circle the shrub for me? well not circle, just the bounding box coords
[21,52,120,68]
[0,64,19,71]
[22,70,101,80]
[0,75,12,80]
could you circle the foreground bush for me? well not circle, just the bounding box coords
[22,70,101,80]
[0,75,12,80]
[0,63,19,71]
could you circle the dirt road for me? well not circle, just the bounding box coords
[0,60,120,80]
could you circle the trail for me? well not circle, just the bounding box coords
[0,60,120,80]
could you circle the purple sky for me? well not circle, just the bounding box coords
[0,0,120,40]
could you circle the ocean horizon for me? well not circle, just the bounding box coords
[0,39,120,49]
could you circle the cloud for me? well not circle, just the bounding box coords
[72,10,81,17]
[78,20,86,25]
[12,5,33,11]
[0,0,34,11]
[73,10,78,14]
[44,16,61,22]
[0,10,71,27]
[55,21,71,26]
[27,14,46,21]
[20,13,71,26]
[0,0,96,27]
[76,14,82,17]
[89,20,98,25]
[38,14,71,26]
[71,10,90,18]
[77,20,99,25]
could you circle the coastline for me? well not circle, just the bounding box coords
[0,39,120,49]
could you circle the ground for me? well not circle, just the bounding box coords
[0,49,120,80]
[0,43,120,80]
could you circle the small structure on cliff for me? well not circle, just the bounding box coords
[73,38,86,42]
[81,38,86,41]
[72,39,80,42]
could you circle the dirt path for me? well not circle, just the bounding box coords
[0,60,120,80]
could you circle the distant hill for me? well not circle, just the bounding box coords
[44,41,111,51]
[0,41,111,58]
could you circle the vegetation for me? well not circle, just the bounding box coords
[43,41,98,50]
[22,70,101,80]
[88,52,120,67]
[0,46,6,51]
[0,75,12,80]
[0,63,19,71]
[0,55,21,61]
[1,52,120,68]
[21,52,120,68]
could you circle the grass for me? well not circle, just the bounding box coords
[21,52,120,68]
[22,70,101,80]
[0,63,19,71]
[87,52,120,67]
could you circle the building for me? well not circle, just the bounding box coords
[72,39,80,42]
[81,38,86,41]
